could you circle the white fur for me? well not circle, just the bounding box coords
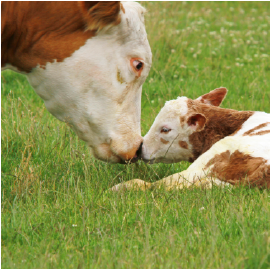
[234,112,270,136]
[141,94,270,186]
[5,2,152,163]
[142,97,191,163]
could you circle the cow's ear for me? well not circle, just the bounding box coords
[187,113,206,132]
[79,1,121,31]
[196,87,227,107]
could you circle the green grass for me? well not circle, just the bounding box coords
[2,2,270,268]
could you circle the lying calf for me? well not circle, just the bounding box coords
[112,88,270,191]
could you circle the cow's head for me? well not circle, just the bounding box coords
[141,88,228,163]
[7,2,152,163]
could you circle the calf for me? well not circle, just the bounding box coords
[112,88,270,190]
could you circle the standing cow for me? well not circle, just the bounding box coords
[1,1,152,163]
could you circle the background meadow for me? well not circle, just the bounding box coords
[1,2,270,268]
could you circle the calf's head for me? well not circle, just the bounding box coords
[3,2,152,163]
[142,88,228,163]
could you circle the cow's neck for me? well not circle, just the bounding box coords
[189,104,254,162]
[1,2,16,69]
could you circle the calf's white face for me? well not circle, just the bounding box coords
[26,2,152,163]
[142,97,195,163]
[142,88,228,163]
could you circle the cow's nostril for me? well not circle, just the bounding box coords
[136,142,143,159]
[119,142,143,164]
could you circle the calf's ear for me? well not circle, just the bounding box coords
[196,87,227,106]
[79,1,121,31]
[187,113,206,132]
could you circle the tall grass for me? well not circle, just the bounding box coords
[2,2,270,268]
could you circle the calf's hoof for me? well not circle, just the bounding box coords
[110,178,151,192]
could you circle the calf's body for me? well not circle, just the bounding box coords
[112,88,270,190]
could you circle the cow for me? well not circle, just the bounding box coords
[112,88,270,191]
[1,1,152,163]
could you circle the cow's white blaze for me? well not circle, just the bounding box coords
[25,2,152,163]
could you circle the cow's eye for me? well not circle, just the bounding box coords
[131,58,144,76]
[161,127,171,133]
[133,60,144,71]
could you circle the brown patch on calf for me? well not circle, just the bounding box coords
[251,130,270,136]
[243,122,270,136]
[160,138,169,144]
[187,99,254,162]
[205,150,270,188]
[230,126,243,136]
[179,141,188,149]
[187,113,206,131]
[1,2,121,72]
[179,116,186,127]
[196,87,228,107]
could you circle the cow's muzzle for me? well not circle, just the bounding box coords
[119,141,143,164]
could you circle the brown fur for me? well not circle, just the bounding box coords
[205,150,270,188]
[187,113,206,131]
[250,130,270,136]
[120,3,125,14]
[230,126,243,136]
[179,116,186,127]
[179,141,188,149]
[186,99,254,162]
[197,87,227,107]
[243,122,270,136]
[1,1,120,72]
[160,138,169,144]
[79,1,121,31]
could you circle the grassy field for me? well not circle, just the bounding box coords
[2,2,270,268]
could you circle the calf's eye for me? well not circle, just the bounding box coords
[161,127,171,133]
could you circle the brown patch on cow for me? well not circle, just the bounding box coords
[1,2,121,72]
[117,69,125,84]
[187,99,254,162]
[205,150,270,188]
[80,1,121,31]
[179,141,188,149]
[160,138,169,144]
[120,3,126,14]
[243,122,270,136]
[196,87,228,107]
